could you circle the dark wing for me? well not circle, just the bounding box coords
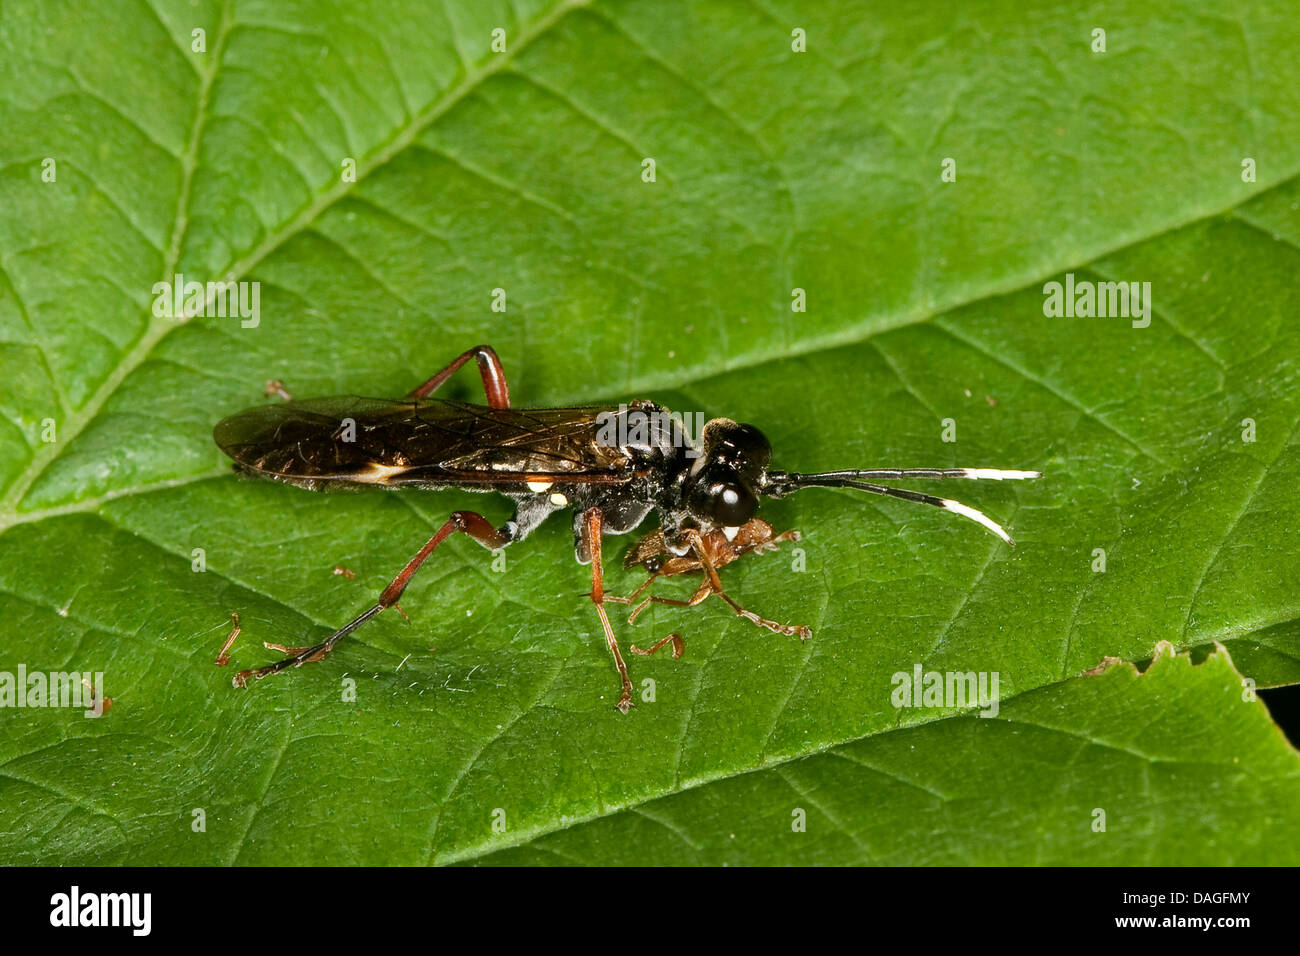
[213,397,635,488]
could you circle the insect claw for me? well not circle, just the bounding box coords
[615,693,634,715]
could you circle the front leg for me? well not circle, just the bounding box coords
[583,507,636,714]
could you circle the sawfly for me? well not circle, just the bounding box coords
[213,345,1040,712]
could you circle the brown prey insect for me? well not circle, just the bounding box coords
[213,345,1040,713]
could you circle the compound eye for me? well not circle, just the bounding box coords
[700,419,770,468]
[710,481,757,527]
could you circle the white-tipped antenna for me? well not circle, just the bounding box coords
[956,468,1042,481]
[939,498,1013,544]
[763,467,1041,545]
[778,467,1041,482]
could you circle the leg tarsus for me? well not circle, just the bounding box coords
[234,602,385,688]
[215,612,241,667]
[713,589,812,640]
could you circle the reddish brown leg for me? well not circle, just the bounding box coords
[713,590,812,641]
[621,581,711,658]
[406,344,511,407]
[602,573,662,614]
[685,531,812,641]
[627,579,713,624]
[234,511,511,687]
[631,633,685,659]
[585,508,635,714]
[215,612,242,666]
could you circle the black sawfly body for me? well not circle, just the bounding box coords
[213,345,1041,713]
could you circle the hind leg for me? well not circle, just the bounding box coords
[407,344,510,407]
[234,511,514,687]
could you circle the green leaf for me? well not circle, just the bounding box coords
[1,0,1297,865]
[471,645,1300,865]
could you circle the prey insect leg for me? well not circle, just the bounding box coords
[630,633,685,659]
[406,344,511,407]
[711,590,812,641]
[610,581,700,660]
[602,572,661,612]
[234,511,512,687]
[623,577,807,640]
[584,507,635,714]
[624,580,712,623]
[685,531,812,641]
